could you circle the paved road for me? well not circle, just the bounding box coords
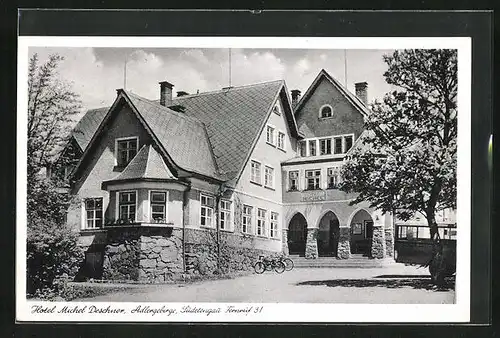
[82,265,455,304]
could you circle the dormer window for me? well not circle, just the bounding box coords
[319,104,333,119]
[115,137,138,167]
[273,104,281,115]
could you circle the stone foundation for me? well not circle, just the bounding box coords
[184,228,276,275]
[305,228,318,259]
[384,227,394,257]
[337,227,351,259]
[371,226,386,259]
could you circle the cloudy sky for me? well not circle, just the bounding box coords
[29,47,396,113]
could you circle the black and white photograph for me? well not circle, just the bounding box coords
[16,35,472,323]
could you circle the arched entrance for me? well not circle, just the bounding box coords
[317,211,340,257]
[288,213,308,256]
[349,209,374,257]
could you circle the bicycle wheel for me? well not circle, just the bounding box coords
[274,261,285,274]
[283,258,294,271]
[254,261,265,274]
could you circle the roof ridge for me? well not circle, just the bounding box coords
[171,79,284,100]
[143,144,151,178]
[124,90,206,126]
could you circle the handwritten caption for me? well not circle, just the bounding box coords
[31,304,264,317]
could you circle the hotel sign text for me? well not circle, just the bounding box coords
[301,190,327,202]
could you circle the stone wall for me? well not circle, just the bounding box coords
[384,228,394,257]
[102,226,183,282]
[184,228,277,275]
[337,227,351,259]
[305,228,318,259]
[281,229,289,255]
[371,226,386,259]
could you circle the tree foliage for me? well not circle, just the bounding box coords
[26,53,83,295]
[340,49,457,240]
[27,53,81,181]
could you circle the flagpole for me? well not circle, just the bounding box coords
[229,48,232,87]
[124,55,127,90]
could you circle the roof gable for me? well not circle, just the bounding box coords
[171,80,298,180]
[103,144,175,184]
[294,69,370,118]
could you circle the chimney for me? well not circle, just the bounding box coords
[159,81,174,107]
[291,89,301,109]
[177,91,189,97]
[355,82,368,106]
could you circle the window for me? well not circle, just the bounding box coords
[242,205,253,234]
[250,160,261,184]
[118,191,136,222]
[266,125,275,145]
[344,135,353,152]
[309,140,317,156]
[277,132,285,150]
[334,137,343,154]
[219,199,232,230]
[320,105,333,118]
[150,191,167,223]
[320,138,332,155]
[200,194,215,227]
[270,212,279,238]
[264,166,274,189]
[305,169,321,190]
[327,167,340,189]
[116,137,138,167]
[288,171,299,191]
[299,141,307,157]
[257,208,266,236]
[273,104,281,115]
[84,198,103,229]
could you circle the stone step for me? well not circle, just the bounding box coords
[288,256,398,268]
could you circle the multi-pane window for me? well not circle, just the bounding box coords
[264,166,274,189]
[299,141,307,157]
[270,212,279,238]
[327,167,340,189]
[344,135,354,152]
[219,199,232,230]
[85,198,103,229]
[200,194,215,227]
[320,105,333,118]
[277,132,285,150]
[334,137,343,154]
[309,140,317,156]
[266,125,275,145]
[242,205,253,234]
[288,171,299,191]
[116,138,138,167]
[257,208,266,236]
[250,160,261,184]
[306,169,321,190]
[150,191,167,222]
[118,191,136,222]
[320,138,332,155]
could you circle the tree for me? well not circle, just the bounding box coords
[340,49,457,283]
[27,53,81,182]
[26,53,83,296]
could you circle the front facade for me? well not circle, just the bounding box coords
[58,69,453,283]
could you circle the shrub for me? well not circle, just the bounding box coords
[27,218,84,295]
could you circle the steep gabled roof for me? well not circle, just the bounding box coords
[125,91,221,180]
[72,90,223,182]
[72,107,109,151]
[71,79,300,184]
[167,80,298,179]
[102,144,175,186]
[294,69,370,117]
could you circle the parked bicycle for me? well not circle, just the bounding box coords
[254,255,285,274]
[278,255,294,271]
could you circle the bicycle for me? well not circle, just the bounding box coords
[254,255,285,274]
[278,255,294,271]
